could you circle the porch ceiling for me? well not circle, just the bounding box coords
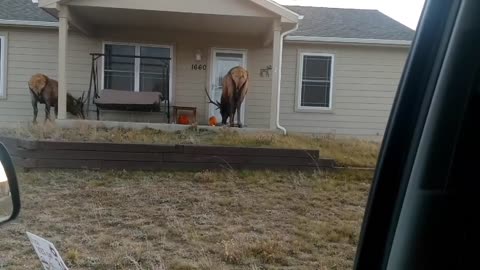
[71,6,273,35]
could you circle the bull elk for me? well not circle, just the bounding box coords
[205,66,249,128]
[28,74,86,123]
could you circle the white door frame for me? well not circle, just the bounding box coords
[209,48,248,124]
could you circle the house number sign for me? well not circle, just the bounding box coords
[192,64,207,71]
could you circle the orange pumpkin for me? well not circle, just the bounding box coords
[177,114,190,125]
[209,116,218,126]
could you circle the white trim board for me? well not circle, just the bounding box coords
[0,33,7,99]
[249,0,302,22]
[286,36,412,47]
[0,19,58,28]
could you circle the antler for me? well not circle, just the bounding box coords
[204,88,221,109]
[76,91,86,103]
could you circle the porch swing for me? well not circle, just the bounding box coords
[86,53,171,123]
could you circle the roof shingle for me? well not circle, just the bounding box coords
[0,0,57,22]
[286,6,415,41]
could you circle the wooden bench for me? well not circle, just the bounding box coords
[94,90,170,122]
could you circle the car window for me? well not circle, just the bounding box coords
[0,0,423,269]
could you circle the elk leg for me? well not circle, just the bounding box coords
[230,110,236,127]
[221,114,228,126]
[229,97,235,127]
[229,109,235,127]
[44,103,51,123]
[236,102,243,128]
[54,104,58,118]
[31,96,38,124]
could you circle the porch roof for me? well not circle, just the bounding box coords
[37,0,301,37]
[39,0,301,23]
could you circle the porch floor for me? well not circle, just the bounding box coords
[56,119,280,134]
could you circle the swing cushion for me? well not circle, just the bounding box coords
[94,90,163,112]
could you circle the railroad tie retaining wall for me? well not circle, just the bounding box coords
[0,136,335,171]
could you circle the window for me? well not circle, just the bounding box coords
[297,53,334,110]
[103,43,171,98]
[0,35,6,98]
[104,44,135,91]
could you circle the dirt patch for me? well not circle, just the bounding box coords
[0,169,372,269]
[0,124,379,167]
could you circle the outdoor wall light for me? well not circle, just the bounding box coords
[195,50,202,61]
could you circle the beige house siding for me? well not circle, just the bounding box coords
[0,27,97,124]
[0,27,273,127]
[0,27,409,135]
[280,43,409,138]
[245,48,273,127]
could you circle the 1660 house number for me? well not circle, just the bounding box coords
[192,64,207,71]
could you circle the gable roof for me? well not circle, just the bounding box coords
[0,0,57,22]
[286,6,415,41]
[39,0,301,23]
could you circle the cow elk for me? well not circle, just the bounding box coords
[205,66,249,128]
[28,74,86,123]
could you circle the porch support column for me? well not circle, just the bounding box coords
[57,5,69,120]
[269,19,282,129]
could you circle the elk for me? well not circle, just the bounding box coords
[28,74,86,123]
[205,66,249,128]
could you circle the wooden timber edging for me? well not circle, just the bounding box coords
[0,136,335,171]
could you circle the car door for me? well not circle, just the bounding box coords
[355,0,480,269]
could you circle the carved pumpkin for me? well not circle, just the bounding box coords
[209,116,218,126]
[177,114,190,125]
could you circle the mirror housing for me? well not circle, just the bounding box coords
[0,143,21,225]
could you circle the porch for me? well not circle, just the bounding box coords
[38,0,301,128]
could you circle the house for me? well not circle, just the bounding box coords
[0,0,414,138]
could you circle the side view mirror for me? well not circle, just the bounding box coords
[0,143,21,225]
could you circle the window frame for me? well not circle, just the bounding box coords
[100,41,174,101]
[296,52,335,112]
[0,33,7,99]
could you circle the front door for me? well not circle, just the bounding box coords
[210,49,247,124]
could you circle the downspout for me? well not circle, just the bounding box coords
[276,23,300,135]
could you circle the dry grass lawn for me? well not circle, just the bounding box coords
[0,124,380,167]
[0,169,372,269]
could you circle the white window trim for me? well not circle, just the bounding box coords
[100,41,174,102]
[0,33,7,99]
[296,52,335,112]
